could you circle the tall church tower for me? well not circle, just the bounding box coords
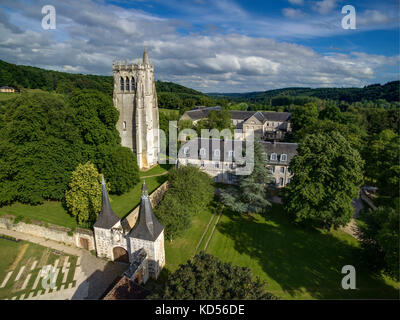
[113,48,160,169]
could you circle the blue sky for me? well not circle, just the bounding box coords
[0,0,398,92]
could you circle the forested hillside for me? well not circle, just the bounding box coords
[0,59,225,111]
[210,81,399,104]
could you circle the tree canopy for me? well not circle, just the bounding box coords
[283,131,364,229]
[151,252,277,300]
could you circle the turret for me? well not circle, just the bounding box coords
[143,47,150,65]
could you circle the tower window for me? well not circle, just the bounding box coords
[126,77,130,91]
[123,121,127,131]
[120,77,124,91]
[131,77,135,91]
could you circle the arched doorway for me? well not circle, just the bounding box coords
[113,247,129,263]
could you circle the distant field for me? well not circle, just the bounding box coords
[0,92,18,101]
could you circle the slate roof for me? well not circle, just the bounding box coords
[181,108,291,123]
[0,86,13,89]
[178,138,298,163]
[93,176,120,229]
[128,182,164,241]
[261,141,298,163]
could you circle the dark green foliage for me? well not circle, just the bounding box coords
[358,206,399,281]
[283,131,364,229]
[362,129,400,199]
[291,102,319,134]
[212,81,400,104]
[155,166,213,240]
[102,146,140,195]
[151,252,277,299]
[220,140,273,215]
[0,90,139,206]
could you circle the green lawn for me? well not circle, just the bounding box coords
[159,108,179,118]
[0,238,78,300]
[110,175,168,219]
[205,204,400,299]
[0,175,167,228]
[0,201,77,229]
[139,164,171,178]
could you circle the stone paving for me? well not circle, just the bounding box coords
[0,228,127,300]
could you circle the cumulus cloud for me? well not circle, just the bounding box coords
[314,0,337,15]
[282,8,306,19]
[0,0,397,92]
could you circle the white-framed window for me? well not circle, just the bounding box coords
[183,147,189,155]
[271,166,275,173]
[228,150,234,157]
[214,149,220,157]
[199,148,206,156]
[280,154,287,162]
[280,166,285,173]
[201,161,205,167]
[215,162,219,168]
[280,177,284,186]
[270,153,277,161]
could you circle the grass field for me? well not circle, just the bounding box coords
[0,173,167,228]
[205,204,399,299]
[139,164,171,178]
[0,238,77,300]
[159,108,179,118]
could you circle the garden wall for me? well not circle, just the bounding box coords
[123,181,169,229]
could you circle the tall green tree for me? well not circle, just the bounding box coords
[65,162,102,227]
[150,253,277,300]
[358,206,399,281]
[283,131,364,229]
[220,140,273,215]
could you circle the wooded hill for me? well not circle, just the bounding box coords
[209,81,400,104]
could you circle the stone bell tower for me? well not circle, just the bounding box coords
[113,48,160,169]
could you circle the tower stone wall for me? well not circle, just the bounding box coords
[113,48,160,169]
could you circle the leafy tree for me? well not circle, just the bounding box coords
[283,131,364,229]
[363,129,399,199]
[155,166,213,240]
[65,162,102,227]
[291,102,319,135]
[101,146,140,195]
[208,109,233,132]
[150,252,277,300]
[358,206,399,281]
[220,140,273,215]
[319,102,342,122]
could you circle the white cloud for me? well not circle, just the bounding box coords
[0,0,397,92]
[288,0,304,5]
[314,0,337,15]
[282,8,305,18]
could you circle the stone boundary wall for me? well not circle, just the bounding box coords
[0,215,95,251]
[0,181,169,250]
[123,181,169,229]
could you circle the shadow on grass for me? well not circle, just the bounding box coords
[216,204,399,299]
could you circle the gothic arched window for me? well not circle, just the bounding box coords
[120,77,124,91]
[131,77,135,91]
[126,77,130,91]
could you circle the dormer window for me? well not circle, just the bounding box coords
[183,147,189,155]
[270,153,277,161]
[228,150,234,157]
[214,149,220,157]
[199,148,206,156]
[280,154,287,162]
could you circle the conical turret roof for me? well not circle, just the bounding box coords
[94,176,120,229]
[129,181,164,241]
